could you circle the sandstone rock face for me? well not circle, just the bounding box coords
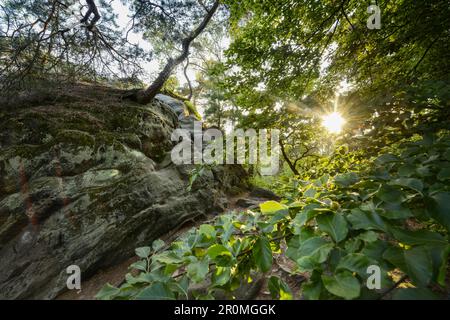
[0,85,247,299]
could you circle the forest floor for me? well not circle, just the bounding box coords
[57,191,305,300]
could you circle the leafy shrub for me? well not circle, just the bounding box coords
[97,134,450,300]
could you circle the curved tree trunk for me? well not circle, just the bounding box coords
[135,0,220,104]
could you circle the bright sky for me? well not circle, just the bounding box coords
[110,1,198,85]
[111,1,157,78]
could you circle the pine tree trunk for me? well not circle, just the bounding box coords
[135,0,220,104]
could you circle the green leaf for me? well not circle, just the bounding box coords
[303,187,317,198]
[314,174,329,187]
[187,259,209,283]
[444,148,450,161]
[152,239,165,252]
[110,283,140,299]
[425,192,450,231]
[199,224,216,238]
[435,245,450,286]
[286,235,306,261]
[375,154,400,165]
[135,282,175,300]
[179,275,190,297]
[390,178,423,193]
[347,208,387,232]
[302,279,322,300]
[207,244,232,259]
[154,252,184,264]
[437,168,450,181]
[383,247,408,272]
[380,202,413,219]
[95,283,120,300]
[377,185,406,204]
[125,272,153,285]
[268,276,293,300]
[390,228,448,246]
[170,278,189,299]
[336,253,376,277]
[416,165,432,177]
[135,247,152,259]
[296,237,334,271]
[253,237,273,272]
[268,210,290,225]
[164,264,179,275]
[384,245,434,286]
[220,217,235,243]
[328,247,347,271]
[344,238,362,253]
[211,267,231,287]
[356,231,378,243]
[334,172,359,187]
[392,288,441,300]
[316,213,348,243]
[129,260,147,272]
[292,203,322,229]
[404,246,433,286]
[398,164,416,177]
[362,240,389,261]
[259,201,288,215]
[322,271,361,300]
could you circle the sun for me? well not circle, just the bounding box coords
[322,112,346,134]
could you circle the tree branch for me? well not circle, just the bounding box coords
[134,0,220,104]
[408,35,441,76]
[183,57,193,100]
[279,139,300,176]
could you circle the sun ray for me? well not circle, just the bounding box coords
[322,112,346,134]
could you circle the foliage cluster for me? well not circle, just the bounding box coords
[98,132,450,300]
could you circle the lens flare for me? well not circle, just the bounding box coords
[322,112,346,134]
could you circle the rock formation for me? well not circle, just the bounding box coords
[0,84,247,299]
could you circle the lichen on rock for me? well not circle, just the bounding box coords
[0,83,247,299]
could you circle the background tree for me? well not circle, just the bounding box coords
[221,0,450,167]
[127,0,222,104]
[0,0,146,91]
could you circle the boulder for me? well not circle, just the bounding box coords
[0,84,247,299]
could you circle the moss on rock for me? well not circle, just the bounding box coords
[0,83,247,299]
